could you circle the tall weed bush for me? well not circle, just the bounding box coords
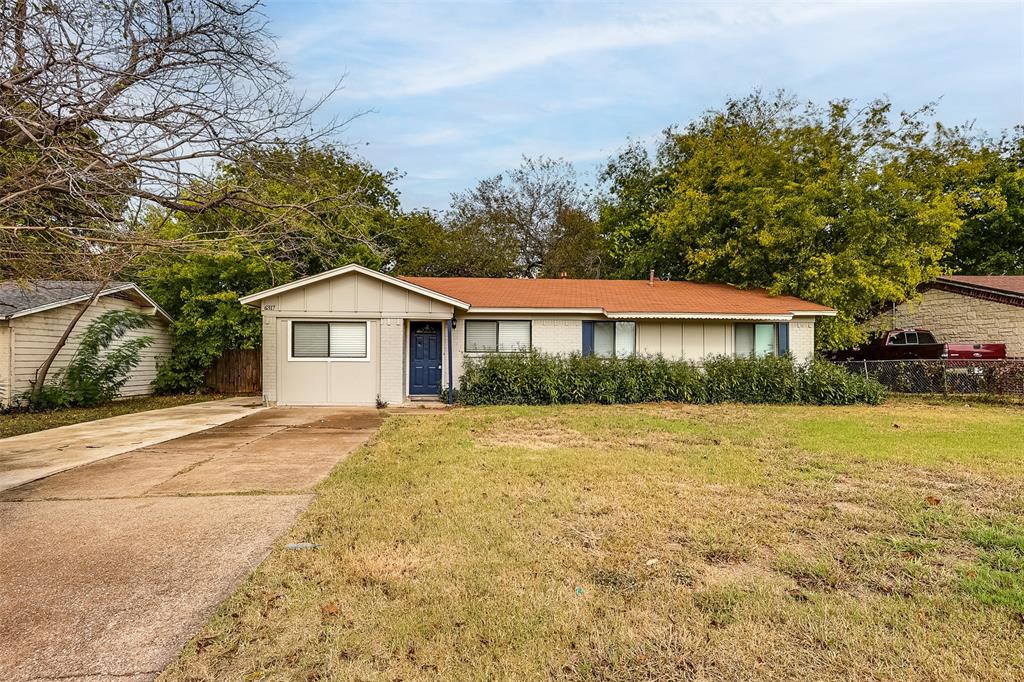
[457,353,884,406]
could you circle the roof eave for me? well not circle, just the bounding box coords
[604,311,797,321]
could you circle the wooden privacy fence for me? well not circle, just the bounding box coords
[205,348,261,394]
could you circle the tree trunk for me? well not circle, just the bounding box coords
[30,280,108,402]
[13,0,27,74]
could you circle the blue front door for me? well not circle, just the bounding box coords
[409,322,442,395]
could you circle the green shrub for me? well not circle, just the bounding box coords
[457,353,884,406]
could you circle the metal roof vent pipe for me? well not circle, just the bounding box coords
[649,269,655,286]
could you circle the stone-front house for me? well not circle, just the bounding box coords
[870,275,1024,357]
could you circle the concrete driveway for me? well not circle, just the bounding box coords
[0,397,266,492]
[0,406,382,682]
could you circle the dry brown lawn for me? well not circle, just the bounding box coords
[162,400,1024,681]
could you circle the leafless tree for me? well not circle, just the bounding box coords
[447,156,602,278]
[0,0,363,400]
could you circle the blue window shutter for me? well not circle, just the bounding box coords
[777,323,790,356]
[582,321,595,356]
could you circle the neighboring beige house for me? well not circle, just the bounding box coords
[0,281,173,406]
[869,275,1024,357]
[240,264,835,406]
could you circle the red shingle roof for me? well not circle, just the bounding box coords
[938,275,1024,297]
[401,276,833,316]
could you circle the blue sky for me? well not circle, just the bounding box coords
[263,0,1024,211]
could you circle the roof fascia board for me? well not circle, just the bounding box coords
[934,278,1024,301]
[239,264,471,310]
[788,310,837,317]
[605,312,794,321]
[464,307,606,315]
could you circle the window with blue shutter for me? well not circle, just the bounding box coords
[582,321,635,358]
[777,323,790,356]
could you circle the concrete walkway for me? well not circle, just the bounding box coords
[0,406,383,682]
[0,397,264,492]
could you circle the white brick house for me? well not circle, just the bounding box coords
[240,264,835,406]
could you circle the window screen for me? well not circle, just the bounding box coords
[614,322,635,357]
[292,321,366,359]
[497,320,531,351]
[754,323,776,357]
[594,322,615,358]
[735,323,755,356]
[329,322,367,358]
[292,322,329,357]
[465,321,498,352]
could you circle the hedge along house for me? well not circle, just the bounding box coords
[240,264,835,407]
[0,281,173,406]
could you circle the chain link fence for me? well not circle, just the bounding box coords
[835,359,1024,397]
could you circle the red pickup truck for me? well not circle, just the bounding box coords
[829,329,1007,361]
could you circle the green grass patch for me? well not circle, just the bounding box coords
[962,521,1024,614]
[0,394,226,438]
[164,402,1024,681]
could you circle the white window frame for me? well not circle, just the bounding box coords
[287,319,371,362]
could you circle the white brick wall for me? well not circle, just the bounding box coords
[533,319,582,355]
[789,317,816,364]
[262,316,276,404]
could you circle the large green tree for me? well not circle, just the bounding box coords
[139,144,400,392]
[943,128,1024,275]
[600,92,968,348]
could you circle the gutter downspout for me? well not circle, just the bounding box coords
[446,318,454,405]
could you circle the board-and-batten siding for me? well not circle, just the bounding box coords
[6,294,172,401]
[638,317,816,364]
[258,272,455,406]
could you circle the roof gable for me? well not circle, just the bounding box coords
[239,264,470,310]
[0,281,172,322]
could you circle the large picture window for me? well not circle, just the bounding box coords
[735,322,789,358]
[291,321,367,359]
[465,320,532,353]
[583,321,636,358]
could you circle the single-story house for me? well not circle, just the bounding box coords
[0,281,173,406]
[869,275,1024,357]
[240,264,835,406]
